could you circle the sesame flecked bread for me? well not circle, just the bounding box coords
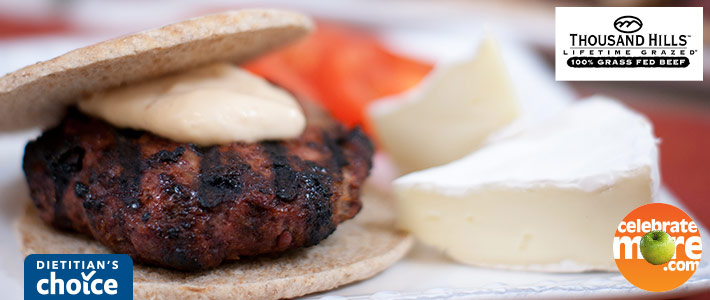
[0,9,313,131]
[17,184,412,300]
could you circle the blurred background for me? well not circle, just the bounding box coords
[0,1,707,298]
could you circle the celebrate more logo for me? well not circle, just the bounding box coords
[614,16,643,33]
[24,254,133,300]
[614,203,702,292]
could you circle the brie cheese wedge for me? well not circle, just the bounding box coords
[394,97,659,272]
[369,37,519,173]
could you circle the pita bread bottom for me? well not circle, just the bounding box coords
[16,188,412,300]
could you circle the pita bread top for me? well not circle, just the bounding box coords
[0,9,314,131]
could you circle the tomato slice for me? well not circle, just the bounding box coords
[244,22,432,135]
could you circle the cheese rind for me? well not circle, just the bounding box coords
[396,97,659,194]
[370,37,519,173]
[394,97,659,271]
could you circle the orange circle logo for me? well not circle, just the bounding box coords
[614,203,702,292]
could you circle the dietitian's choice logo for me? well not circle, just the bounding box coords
[25,254,133,299]
[556,7,703,81]
[614,203,702,292]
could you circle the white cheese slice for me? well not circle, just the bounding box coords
[369,37,519,173]
[394,97,659,272]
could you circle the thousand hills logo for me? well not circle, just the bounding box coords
[555,7,703,81]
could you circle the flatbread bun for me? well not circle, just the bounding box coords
[17,184,413,300]
[0,9,313,130]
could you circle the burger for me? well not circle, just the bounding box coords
[1,9,411,299]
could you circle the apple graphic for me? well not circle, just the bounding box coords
[640,230,675,265]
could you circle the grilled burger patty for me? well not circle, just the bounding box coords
[23,102,373,271]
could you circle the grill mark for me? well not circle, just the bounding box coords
[197,146,220,209]
[261,142,299,202]
[166,247,201,270]
[301,168,335,245]
[345,127,374,175]
[81,131,145,262]
[306,131,342,245]
[344,126,374,156]
[322,131,349,168]
[74,182,89,199]
[114,135,144,209]
[116,128,144,139]
[52,147,85,194]
[148,147,185,166]
[159,158,203,270]
[262,141,336,245]
[76,181,103,211]
[197,147,247,208]
[187,146,212,269]
[53,153,82,223]
[192,166,216,272]
[141,211,150,222]
[188,144,206,156]
[159,173,191,202]
[32,124,86,229]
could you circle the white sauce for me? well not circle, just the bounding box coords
[78,63,306,145]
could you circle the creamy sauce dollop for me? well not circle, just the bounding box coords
[78,63,306,145]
